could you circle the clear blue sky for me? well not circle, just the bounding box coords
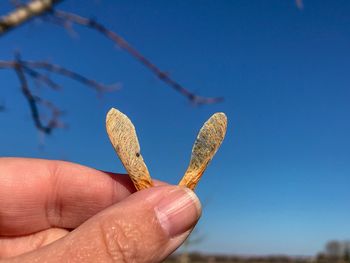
[1,0,350,256]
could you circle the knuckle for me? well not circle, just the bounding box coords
[99,219,141,263]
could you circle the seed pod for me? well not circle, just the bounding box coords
[106,108,153,190]
[179,113,227,190]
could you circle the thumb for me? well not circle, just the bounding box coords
[11,185,202,263]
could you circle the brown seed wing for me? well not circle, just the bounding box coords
[179,112,227,190]
[106,108,153,190]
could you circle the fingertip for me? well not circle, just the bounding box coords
[154,186,201,238]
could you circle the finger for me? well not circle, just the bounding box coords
[0,157,138,236]
[9,185,201,263]
[0,228,68,258]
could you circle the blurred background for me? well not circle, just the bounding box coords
[1,1,350,262]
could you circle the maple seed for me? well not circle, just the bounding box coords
[179,112,227,190]
[106,108,153,191]
[106,107,227,192]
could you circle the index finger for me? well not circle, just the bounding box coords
[0,158,137,236]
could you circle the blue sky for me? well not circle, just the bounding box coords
[1,0,350,256]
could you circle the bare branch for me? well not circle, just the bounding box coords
[0,58,118,93]
[0,61,16,68]
[14,59,58,134]
[0,54,118,133]
[295,0,303,10]
[52,10,223,105]
[22,65,61,90]
[1,3,222,104]
[1,2,223,135]
[23,61,120,92]
[0,0,62,36]
[34,96,65,129]
[0,102,6,112]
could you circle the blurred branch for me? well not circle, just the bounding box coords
[50,10,223,105]
[23,61,120,92]
[22,65,62,90]
[1,1,223,134]
[0,53,118,134]
[0,0,62,36]
[295,0,303,10]
[0,102,5,112]
[14,56,59,134]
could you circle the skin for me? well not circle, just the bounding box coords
[0,158,201,263]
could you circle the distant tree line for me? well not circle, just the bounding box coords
[316,240,350,263]
[163,240,350,263]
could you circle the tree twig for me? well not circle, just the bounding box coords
[1,2,224,134]
[23,60,120,92]
[0,0,62,36]
[295,0,304,10]
[1,2,222,104]
[52,10,223,105]
[0,54,118,134]
[22,65,61,90]
[0,102,6,112]
[14,57,58,134]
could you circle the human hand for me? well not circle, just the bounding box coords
[0,158,201,262]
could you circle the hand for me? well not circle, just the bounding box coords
[0,158,201,262]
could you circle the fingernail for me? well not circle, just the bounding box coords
[155,187,201,237]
